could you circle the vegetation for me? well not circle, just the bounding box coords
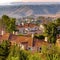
[0,40,60,60]
[34,34,45,40]
[0,15,60,60]
[41,44,60,60]
[55,18,60,34]
[0,15,16,33]
[0,40,10,60]
[7,44,20,60]
[44,22,57,44]
[55,18,60,26]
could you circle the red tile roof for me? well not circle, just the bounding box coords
[0,33,50,50]
[33,38,49,47]
[9,34,33,46]
[16,23,38,29]
[0,33,10,41]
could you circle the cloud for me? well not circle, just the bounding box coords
[0,0,22,5]
[0,0,60,3]
[22,0,60,2]
[0,0,22,4]
[0,0,60,5]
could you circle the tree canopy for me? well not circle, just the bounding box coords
[0,15,16,33]
[44,23,57,44]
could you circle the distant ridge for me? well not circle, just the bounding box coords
[0,4,60,18]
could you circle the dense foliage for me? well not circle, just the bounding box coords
[0,15,16,33]
[0,40,10,60]
[44,23,57,44]
[55,18,60,26]
[34,34,45,40]
[0,40,60,60]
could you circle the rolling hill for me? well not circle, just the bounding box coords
[0,3,60,18]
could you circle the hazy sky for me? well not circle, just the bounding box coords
[0,0,60,5]
[22,0,60,2]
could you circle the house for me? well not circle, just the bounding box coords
[30,37,49,52]
[16,23,39,34]
[0,32,49,52]
[9,34,33,50]
[0,33,33,50]
[0,33,10,41]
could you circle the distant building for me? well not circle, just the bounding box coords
[0,33,50,52]
[16,23,39,34]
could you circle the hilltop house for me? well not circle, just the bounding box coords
[0,32,49,52]
[1,31,60,52]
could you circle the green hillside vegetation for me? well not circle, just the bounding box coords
[0,40,60,60]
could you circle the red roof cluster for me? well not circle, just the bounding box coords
[0,33,50,51]
[16,23,38,29]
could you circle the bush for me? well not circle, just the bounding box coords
[34,34,45,40]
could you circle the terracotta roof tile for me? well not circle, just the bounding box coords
[0,33,50,50]
[16,23,38,29]
[9,35,33,46]
[1,33,10,41]
[33,39,49,47]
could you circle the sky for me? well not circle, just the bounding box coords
[0,0,60,5]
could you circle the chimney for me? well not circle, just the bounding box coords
[1,30,4,35]
[20,44,24,50]
[13,31,15,35]
[21,22,24,26]
[31,33,34,38]
[45,37,48,42]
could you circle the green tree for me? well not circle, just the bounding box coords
[44,23,57,44]
[2,15,10,29]
[55,18,60,26]
[19,50,29,60]
[7,44,20,60]
[28,53,42,60]
[1,15,16,33]
[34,34,45,40]
[6,18,16,33]
[41,45,60,60]
[0,40,10,60]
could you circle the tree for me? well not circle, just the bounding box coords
[19,50,29,60]
[7,44,20,60]
[54,18,60,34]
[6,18,16,33]
[1,15,16,33]
[55,18,60,26]
[0,40,10,60]
[34,34,45,40]
[44,23,57,44]
[41,45,60,60]
[28,53,42,60]
[2,15,10,29]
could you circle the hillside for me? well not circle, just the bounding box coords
[0,4,60,18]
